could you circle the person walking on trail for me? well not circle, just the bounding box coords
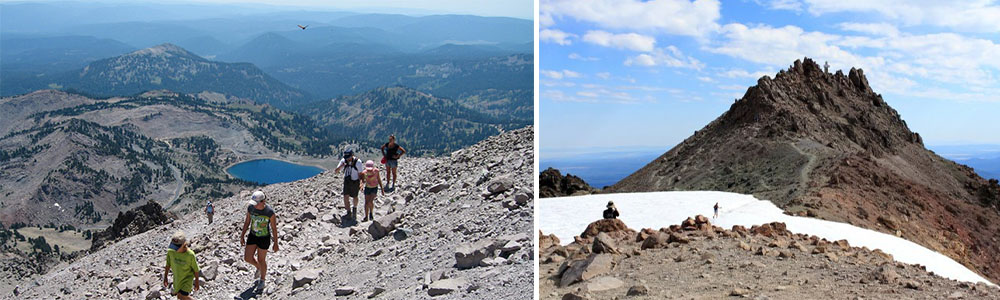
[240,190,279,294]
[360,160,384,222]
[713,202,720,219]
[603,201,620,219]
[163,231,200,300]
[205,200,214,225]
[380,135,406,192]
[335,149,364,220]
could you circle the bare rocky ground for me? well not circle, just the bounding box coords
[7,126,533,300]
[539,216,1000,300]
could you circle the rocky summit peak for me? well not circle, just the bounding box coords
[610,58,1000,283]
[127,43,199,59]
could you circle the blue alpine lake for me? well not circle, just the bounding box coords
[226,159,324,185]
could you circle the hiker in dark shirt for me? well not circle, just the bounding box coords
[603,201,619,219]
[713,202,720,219]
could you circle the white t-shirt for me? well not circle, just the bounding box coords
[338,158,364,180]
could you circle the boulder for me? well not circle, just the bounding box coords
[694,215,710,225]
[560,254,614,287]
[393,228,413,241]
[591,232,620,254]
[368,287,385,299]
[292,268,322,289]
[429,183,450,193]
[562,293,587,300]
[641,232,667,250]
[335,286,356,296]
[455,239,498,269]
[539,231,561,250]
[487,177,514,195]
[368,211,403,240]
[201,261,218,281]
[580,219,634,239]
[627,285,649,296]
[873,265,899,284]
[428,278,466,296]
[667,233,689,244]
[296,207,318,221]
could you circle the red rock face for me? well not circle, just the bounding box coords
[607,58,1000,282]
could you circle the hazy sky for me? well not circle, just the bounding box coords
[0,0,535,19]
[540,0,1000,152]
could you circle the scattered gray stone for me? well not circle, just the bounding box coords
[428,278,466,296]
[292,268,322,290]
[335,286,356,296]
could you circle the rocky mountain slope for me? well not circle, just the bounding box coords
[11,44,310,108]
[539,168,597,198]
[11,126,533,299]
[607,58,1000,282]
[304,86,529,155]
[539,217,1000,299]
[0,90,341,229]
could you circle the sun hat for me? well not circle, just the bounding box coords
[365,160,374,168]
[249,190,266,205]
[169,231,187,250]
[607,201,615,208]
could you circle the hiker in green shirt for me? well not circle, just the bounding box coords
[241,190,279,294]
[163,231,200,299]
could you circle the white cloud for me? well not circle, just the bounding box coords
[596,72,611,79]
[568,53,600,61]
[582,30,656,52]
[576,91,599,98]
[697,76,714,82]
[756,0,803,11]
[719,68,773,79]
[624,46,703,69]
[838,22,900,37]
[540,29,576,45]
[710,23,872,70]
[541,69,583,80]
[802,0,1000,32]
[543,90,597,103]
[540,0,722,38]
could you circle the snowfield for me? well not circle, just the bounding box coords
[537,191,996,286]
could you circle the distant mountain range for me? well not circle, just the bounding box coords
[2,44,311,108]
[304,86,528,155]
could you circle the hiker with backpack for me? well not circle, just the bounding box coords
[163,231,200,299]
[205,200,214,225]
[380,135,406,192]
[360,160,384,222]
[335,149,364,220]
[240,191,279,294]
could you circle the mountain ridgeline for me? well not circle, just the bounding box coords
[304,86,528,155]
[609,58,1000,283]
[3,44,310,109]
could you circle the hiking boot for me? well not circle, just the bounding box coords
[352,207,357,219]
[255,279,265,293]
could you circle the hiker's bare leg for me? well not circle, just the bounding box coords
[352,196,359,209]
[390,167,398,186]
[257,249,268,281]
[177,293,193,300]
[365,194,375,217]
[343,194,351,215]
[243,244,259,270]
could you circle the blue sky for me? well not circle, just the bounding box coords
[540,0,1000,156]
[0,0,534,19]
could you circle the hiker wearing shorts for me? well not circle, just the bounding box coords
[163,231,200,299]
[240,190,279,294]
[713,202,720,219]
[335,149,364,220]
[380,135,406,192]
[360,160,384,222]
[205,200,214,225]
[603,201,619,219]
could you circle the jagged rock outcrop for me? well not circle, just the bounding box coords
[539,217,1000,299]
[539,168,597,198]
[15,126,534,299]
[607,58,1000,282]
[89,201,172,252]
